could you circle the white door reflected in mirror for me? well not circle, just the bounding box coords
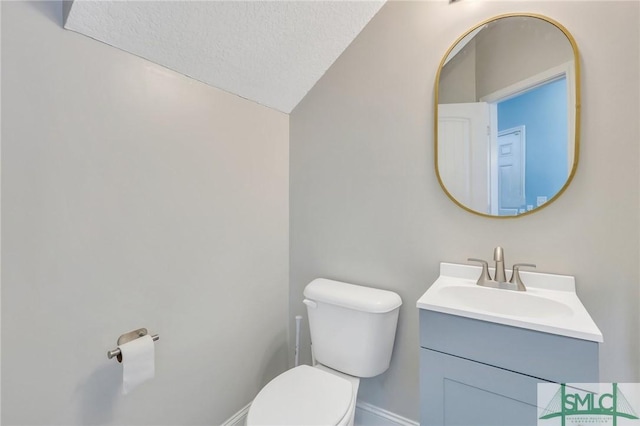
[497,127,525,216]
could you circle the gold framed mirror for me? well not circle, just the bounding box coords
[434,13,580,218]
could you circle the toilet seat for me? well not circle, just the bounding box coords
[246,365,353,426]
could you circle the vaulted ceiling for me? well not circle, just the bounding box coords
[64,1,385,113]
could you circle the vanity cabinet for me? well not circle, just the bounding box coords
[419,309,599,426]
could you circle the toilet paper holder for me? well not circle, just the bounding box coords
[107,328,159,362]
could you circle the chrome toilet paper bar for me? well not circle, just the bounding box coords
[107,328,159,362]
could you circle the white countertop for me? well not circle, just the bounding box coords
[417,263,603,342]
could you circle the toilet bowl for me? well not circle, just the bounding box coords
[246,364,360,426]
[246,279,402,426]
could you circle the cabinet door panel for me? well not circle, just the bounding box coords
[421,349,551,426]
[419,310,599,382]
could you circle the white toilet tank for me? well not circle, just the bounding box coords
[303,278,402,378]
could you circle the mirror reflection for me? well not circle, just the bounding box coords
[435,14,579,217]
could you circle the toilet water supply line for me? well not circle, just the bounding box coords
[295,315,302,367]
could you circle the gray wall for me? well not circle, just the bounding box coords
[475,16,574,99]
[290,0,639,420]
[439,39,477,104]
[2,2,289,425]
[439,17,575,103]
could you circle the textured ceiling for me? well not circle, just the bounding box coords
[64,1,385,113]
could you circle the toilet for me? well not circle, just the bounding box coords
[247,278,402,426]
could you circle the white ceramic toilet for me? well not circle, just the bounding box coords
[247,278,402,426]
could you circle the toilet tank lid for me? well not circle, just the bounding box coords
[304,279,402,313]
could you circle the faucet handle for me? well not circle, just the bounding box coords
[509,263,536,291]
[468,258,492,285]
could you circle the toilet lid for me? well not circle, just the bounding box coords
[247,365,353,426]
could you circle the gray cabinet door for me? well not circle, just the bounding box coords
[421,349,551,426]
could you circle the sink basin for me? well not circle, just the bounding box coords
[416,262,603,342]
[436,285,574,319]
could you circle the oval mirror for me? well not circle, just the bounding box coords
[435,14,580,217]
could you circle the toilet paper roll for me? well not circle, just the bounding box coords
[119,334,155,395]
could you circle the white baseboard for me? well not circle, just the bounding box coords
[220,400,418,426]
[355,401,419,426]
[220,402,251,426]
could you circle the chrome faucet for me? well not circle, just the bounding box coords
[493,246,507,283]
[468,247,536,291]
